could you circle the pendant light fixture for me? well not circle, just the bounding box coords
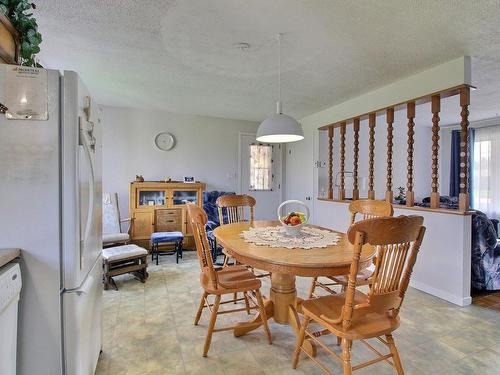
[256,33,304,143]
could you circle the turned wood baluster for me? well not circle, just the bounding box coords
[386,108,394,203]
[339,122,346,200]
[328,126,334,199]
[430,95,441,209]
[406,102,416,207]
[352,119,360,200]
[368,113,376,199]
[459,87,470,212]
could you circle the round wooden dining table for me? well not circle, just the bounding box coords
[213,220,375,351]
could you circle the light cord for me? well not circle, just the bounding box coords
[278,33,282,113]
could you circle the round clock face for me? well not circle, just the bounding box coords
[154,132,176,151]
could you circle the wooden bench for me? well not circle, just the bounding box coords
[102,245,148,290]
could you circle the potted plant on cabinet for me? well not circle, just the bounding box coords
[0,0,42,66]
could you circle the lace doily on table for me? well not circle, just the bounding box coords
[241,226,340,249]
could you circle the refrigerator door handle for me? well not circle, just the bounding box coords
[79,117,96,269]
[63,274,94,296]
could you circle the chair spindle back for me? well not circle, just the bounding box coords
[186,203,218,288]
[348,199,394,225]
[216,194,256,225]
[343,215,426,329]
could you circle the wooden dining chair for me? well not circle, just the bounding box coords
[308,199,394,298]
[216,194,270,277]
[216,194,256,225]
[293,215,426,375]
[186,203,272,357]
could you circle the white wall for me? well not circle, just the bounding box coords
[102,106,259,216]
[313,200,471,306]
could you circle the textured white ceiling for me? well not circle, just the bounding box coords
[36,0,500,124]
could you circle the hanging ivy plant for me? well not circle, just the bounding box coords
[0,0,42,67]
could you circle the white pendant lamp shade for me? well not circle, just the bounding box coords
[256,110,304,143]
[256,33,303,144]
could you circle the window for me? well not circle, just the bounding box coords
[472,125,500,218]
[249,144,273,191]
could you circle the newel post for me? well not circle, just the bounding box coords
[459,87,470,212]
[339,122,346,200]
[430,95,441,209]
[352,119,360,200]
[406,102,415,207]
[386,108,394,203]
[368,113,376,199]
[328,126,334,199]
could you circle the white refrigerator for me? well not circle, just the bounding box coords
[0,66,103,375]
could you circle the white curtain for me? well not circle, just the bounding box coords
[249,144,273,191]
[473,125,500,218]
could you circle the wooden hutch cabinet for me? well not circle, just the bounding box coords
[129,181,206,249]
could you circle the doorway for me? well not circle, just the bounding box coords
[239,133,283,220]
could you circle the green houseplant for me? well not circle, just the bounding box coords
[0,0,42,67]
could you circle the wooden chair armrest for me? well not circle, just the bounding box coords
[119,218,134,235]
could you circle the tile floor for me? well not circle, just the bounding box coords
[96,252,500,375]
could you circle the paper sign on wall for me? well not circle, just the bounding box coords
[4,66,48,120]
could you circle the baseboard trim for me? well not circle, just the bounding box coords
[410,280,472,307]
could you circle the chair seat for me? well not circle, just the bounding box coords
[151,231,184,244]
[200,265,261,294]
[301,291,400,340]
[103,232,130,244]
[102,244,148,262]
[328,268,373,286]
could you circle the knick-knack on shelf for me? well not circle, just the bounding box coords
[395,186,406,204]
[135,175,144,182]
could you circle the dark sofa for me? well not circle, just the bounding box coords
[202,191,235,261]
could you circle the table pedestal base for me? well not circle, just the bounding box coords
[233,272,318,357]
[270,273,296,323]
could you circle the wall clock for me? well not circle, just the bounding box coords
[154,132,176,151]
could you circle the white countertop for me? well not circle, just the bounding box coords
[0,248,20,268]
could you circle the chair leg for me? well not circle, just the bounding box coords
[341,338,353,375]
[292,315,310,369]
[176,242,179,263]
[243,292,251,314]
[255,289,272,344]
[194,292,207,325]
[103,261,110,290]
[308,277,318,298]
[203,294,221,357]
[233,292,238,304]
[386,334,405,375]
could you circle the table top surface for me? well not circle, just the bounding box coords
[0,248,20,268]
[213,221,375,277]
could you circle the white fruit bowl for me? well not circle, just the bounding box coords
[277,200,310,236]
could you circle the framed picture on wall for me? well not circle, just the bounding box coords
[183,176,195,183]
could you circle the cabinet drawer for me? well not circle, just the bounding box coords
[155,209,182,232]
[157,209,181,218]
